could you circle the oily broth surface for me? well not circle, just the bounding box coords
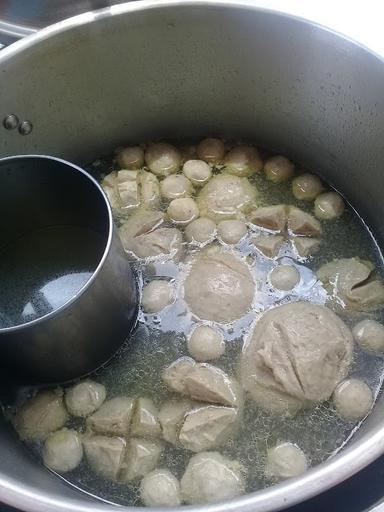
[6,147,384,506]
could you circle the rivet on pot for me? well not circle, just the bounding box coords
[18,120,33,135]
[3,114,19,130]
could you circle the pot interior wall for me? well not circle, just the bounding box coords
[1,3,384,510]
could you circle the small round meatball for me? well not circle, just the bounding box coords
[224,145,263,177]
[270,265,300,291]
[217,220,247,244]
[185,217,216,244]
[14,390,68,441]
[333,378,373,421]
[160,175,193,200]
[183,160,212,186]
[140,469,181,507]
[265,442,308,480]
[292,173,323,201]
[145,143,182,176]
[181,452,245,504]
[116,146,144,170]
[42,428,83,473]
[314,191,345,220]
[65,380,106,418]
[142,280,173,313]
[188,325,225,361]
[353,319,384,353]
[264,156,294,183]
[196,138,225,164]
[167,198,200,224]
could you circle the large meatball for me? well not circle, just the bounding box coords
[14,390,68,441]
[197,175,258,222]
[65,380,106,418]
[181,451,245,504]
[121,438,164,481]
[86,397,135,436]
[184,246,255,323]
[83,435,126,481]
[240,302,353,411]
[42,428,83,473]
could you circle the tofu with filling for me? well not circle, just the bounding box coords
[117,170,140,209]
[162,357,196,395]
[185,364,242,407]
[86,397,135,436]
[252,235,284,258]
[248,205,287,231]
[83,435,126,481]
[120,438,164,482]
[287,207,322,236]
[179,405,238,452]
[158,399,194,446]
[293,237,321,257]
[131,398,161,438]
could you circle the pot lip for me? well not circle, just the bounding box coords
[0,154,114,334]
[1,2,384,512]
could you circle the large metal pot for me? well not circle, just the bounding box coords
[1,1,384,511]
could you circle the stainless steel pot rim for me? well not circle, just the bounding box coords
[0,154,113,334]
[1,2,384,512]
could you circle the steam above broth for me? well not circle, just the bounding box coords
[7,137,384,507]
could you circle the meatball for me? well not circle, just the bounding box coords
[140,469,181,507]
[292,173,323,201]
[181,452,245,504]
[314,191,345,220]
[131,398,161,438]
[196,138,225,164]
[145,143,182,176]
[121,438,164,482]
[269,265,300,291]
[252,235,284,258]
[223,145,263,177]
[333,378,373,421]
[197,174,258,222]
[162,357,196,395]
[167,198,200,224]
[217,220,247,244]
[183,160,212,186]
[184,246,255,323]
[185,217,216,244]
[187,325,225,361]
[14,390,68,441]
[352,319,384,353]
[264,156,294,183]
[42,429,83,473]
[116,146,144,169]
[65,380,106,418]
[240,302,353,409]
[86,396,135,436]
[142,280,173,314]
[83,435,126,481]
[317,258,384,311]
[158,399,193,446]
[160,174,193,200]
[184,363,242,408]
[179,405,238,452]
[265,442,308,480]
